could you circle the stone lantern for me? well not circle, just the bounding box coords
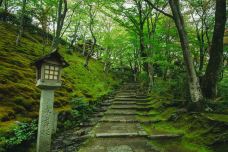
[34,50,69,152]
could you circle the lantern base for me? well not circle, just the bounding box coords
[36,79,62,89]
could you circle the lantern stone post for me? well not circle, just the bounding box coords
[34,50,69,152]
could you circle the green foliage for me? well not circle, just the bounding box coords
[142,78,228,152]
[218,69,228,101]
[0,120,37,150]
[70,98,93,122]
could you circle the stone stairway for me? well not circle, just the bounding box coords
[78,83,156,152]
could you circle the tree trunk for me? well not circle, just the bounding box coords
[138,1,148,72]
[69,22,80,53]
[169,0,203,102]
[146,7,159,89]
[16,0,26,46]
[84,4,96,68]
[52,0,67,50]
[202,0,226,99]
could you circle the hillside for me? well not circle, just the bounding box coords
[0,21,119,135]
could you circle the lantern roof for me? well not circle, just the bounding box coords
[34,49,69,68]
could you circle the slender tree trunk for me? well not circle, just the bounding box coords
[52,0,67,50]
[84,4,96,68]
[146,9,159,89]
[133,48,139,82]
[169,0,203,102]
[137,1,148,72]
[202,0,226,99]
[199,46,204,73]
[16,0,26,46]
[104,49,111,72]
[194,19,205,73]
[199,16,205,73]
[69,22,80,53]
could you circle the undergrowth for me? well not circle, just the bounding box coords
[141,77,228,152]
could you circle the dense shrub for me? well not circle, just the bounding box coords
[0,120,37,151]
[70,98,93,122]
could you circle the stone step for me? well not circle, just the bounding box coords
[92,122,145,134]
[93,133,182,139]
[135,96,148,99]
[114,98,148,101]
[116,92,136,94]
[116,94,136,96]
[110,104,149,108]
[95,132,147,138]
[100,119,139,123]
[110,105,151,110]
[115,95,136,98]
[113,101,151,106]
[105,109,138,115]
[113,101,137,105]
[100,115,138,123]
[116,91,136,93]
[78,137,156,152]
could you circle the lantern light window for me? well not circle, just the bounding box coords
[44,65,60,80]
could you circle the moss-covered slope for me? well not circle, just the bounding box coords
[140,79,228,152]
[0,21,119,134]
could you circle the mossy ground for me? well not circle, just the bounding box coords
[0,21,119,135]
[140,78,228,152]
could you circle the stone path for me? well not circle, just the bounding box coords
[52,83,183,152]
[78,83,156,152]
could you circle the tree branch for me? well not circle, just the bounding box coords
[144,0,173,19]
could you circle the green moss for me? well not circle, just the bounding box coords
[142,78,228,152]
[151,139,212,152]
[0,21,119,135]
[0,120,17,134]
[202,113,228,123]
[0,107,15,122]
[143,122,185,135]
[137,106,176,122]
